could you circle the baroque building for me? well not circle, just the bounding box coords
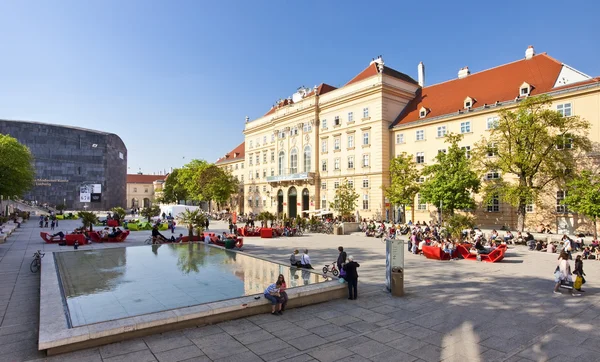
[222,46,599,233]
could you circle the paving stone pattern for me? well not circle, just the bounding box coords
[1,219,600,361]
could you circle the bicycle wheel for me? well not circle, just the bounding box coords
[30,259,40,273]
[322,266,328,274]
[144,237,152,245]
[332,269,339,277]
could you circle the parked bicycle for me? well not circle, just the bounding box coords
[30,250,45,273]
[144,235,168,245]
[322,262,339,277]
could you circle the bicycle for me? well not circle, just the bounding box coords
[144,236,168,245]
[30,250,45,273]
[322,262,339,277]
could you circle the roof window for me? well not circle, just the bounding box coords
[464,96,474,109]
[520,82,532,97]
[419,107,428,118]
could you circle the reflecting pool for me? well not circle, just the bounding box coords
[54,244,326,326]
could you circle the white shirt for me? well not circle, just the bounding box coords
[301,253,311,265]
[204,235,211,243]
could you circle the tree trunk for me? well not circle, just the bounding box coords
[516,201,526,232]
[401,205,406,224]
[594,218,598,240]
[188,225,193,240]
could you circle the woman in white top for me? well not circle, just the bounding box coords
[554,251,580,296]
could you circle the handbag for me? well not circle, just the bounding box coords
[574,275,583,290]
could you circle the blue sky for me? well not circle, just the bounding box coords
[0,0,598,175]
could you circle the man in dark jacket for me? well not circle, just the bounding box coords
[336,246,347,272]
[343,256,360,300]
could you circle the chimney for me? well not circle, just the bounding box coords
[458,66,470,79]
[525,45,535,60]
[418,62,425,87]
[245,116,249,123]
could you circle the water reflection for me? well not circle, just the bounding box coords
[54,244,327,327]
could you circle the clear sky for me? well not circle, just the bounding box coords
[1,0,598,175]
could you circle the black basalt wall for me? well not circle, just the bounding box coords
[0,120,127,210]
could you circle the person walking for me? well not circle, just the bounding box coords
[205,218,209,230]
[337,246,347,272]
[343,256,360,300]
[50,218,55,231]
[574,255,586,292]
[44,215,49,228]
[554,251,580,296]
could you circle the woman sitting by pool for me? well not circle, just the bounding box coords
[277,274,288,312]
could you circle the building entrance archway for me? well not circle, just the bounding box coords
[288,187,297,218]
[131,198,138,208]
[143,198,150,208]
[277,190,284,215]
[302,188,309,217]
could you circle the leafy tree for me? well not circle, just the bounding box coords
[0,134,35,198]
[562,170,600,239]
[77,211,98,232]
[257,211,275,226]
[141,205,160,222]
[197,164,238,210]
[158,168,188,204]
[330,179,359,221]
[111,207,126,221]
[55,204,66,215]
[385,152,420,223]
[444,213,475,241]
[420,133,480,216]
[179,209,206,239]
[472,95,591,231]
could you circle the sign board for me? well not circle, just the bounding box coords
[91,193,102,202]
[266,172,314,183]
[80,183,102,203]
[385,238,405,291]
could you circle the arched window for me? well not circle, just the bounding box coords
[303,145,311,172]
[278,151,285,175]
[290,148,298,174]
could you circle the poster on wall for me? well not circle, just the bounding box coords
[91,193,102,202]
[80,184,102,203]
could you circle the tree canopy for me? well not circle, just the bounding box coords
[0,134,35,198]
[472,95,592,231]
[420,133,480,215]
[562,170,600,239]
[385,152,420,223]
[330,179,359,221]
[158,159,238,210]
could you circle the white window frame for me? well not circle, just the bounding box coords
[321,182,326,190]
[487,143,498,157]
[461,146,471,159]
[334,158,340,170]
[347,135,354,148]
[362,179,369,188]
[556,190,568,213]
[334,137,341,150]
[416,152,425,164]
[363,107,369,119]
[526,203,534,213]
[437,126,446,138]
[362,194,369,210]
[460,121,471,134]
[321,160,327,172]
[321,140,327,153]
[347,180,354,188]
[303,123,312,133]
[334,116,340,126]
[416,130,424,141]
[348,112,354,123]
[487,195,500,212]
[348,156,354,169]
[486,170,500,180]
[396,134,404,144]
[486,116,499,130]
[417,193,427,210]
[362,154,369,167]
[334,181,340,189]
[322,119,327,129]
[363,132,369,145]
[557,103,572,117]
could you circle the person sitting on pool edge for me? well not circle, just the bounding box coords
[300,249,313,269]
[264,280,283,315]
[290,249,301,268]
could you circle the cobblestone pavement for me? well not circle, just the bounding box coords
[1,219,599,362]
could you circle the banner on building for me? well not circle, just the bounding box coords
[80,184,102,203]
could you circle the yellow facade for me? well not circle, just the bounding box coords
[126,175,166,209]
[223,50,600,233]
[216,157,246,214]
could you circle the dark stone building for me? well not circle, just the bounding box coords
[0,119,127,210]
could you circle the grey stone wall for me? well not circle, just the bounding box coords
[0,120,127,210]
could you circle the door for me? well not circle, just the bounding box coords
[277,190,284,215]
[302,188,309,217]
[288,187,297,218]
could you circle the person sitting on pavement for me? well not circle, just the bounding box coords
[490,229,499,241]
[504,231,514,244]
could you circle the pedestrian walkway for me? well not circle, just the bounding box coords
[1,219,599,361]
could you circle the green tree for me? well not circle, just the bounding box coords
[257,211,275,227]
[0,134,35,198]
[77,211,98,232]
[445,213,475,241]
[158,168,188,204]
[472,95,592,231]
[141,205,160,222]
[111,207,126,221]
[197,164,238,211]
[330,179,359,221]
[562,170,600,239]
[420,133,480,216]
[385,152,420,223]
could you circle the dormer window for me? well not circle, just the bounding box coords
[520,82,531,97]
[419,107,428,118]
[464,96,474,109]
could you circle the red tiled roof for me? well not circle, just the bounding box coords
[345,63,418,86]
[216,141,245,164]
[127,174,167,183]
[392,53,571,127]
[262,83,337,117]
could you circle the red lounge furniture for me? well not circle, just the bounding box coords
[41,232,59,243]
[422,245,456,260]
[238,228,261,237]
[65,234,86,246]
[88,230,130,243]
[260,228,273,238]
[480,248,505,263]
[107,219,119,227]
[456,244,478,260]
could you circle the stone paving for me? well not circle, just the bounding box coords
[1,219,600,362]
